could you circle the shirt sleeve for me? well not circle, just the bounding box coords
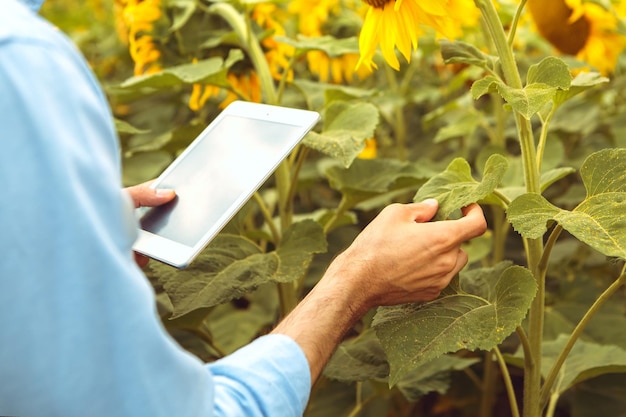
[0,4,310,417]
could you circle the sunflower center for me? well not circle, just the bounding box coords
[362,0,391,9]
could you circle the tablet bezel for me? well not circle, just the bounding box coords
[131,101,320,268]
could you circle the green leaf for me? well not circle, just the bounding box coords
[497,83,557,120]
[119,50,243,90]
[471,76,501,100]
[554,71,609,107]
[570,374,626,417]
[273,219,328,282]
[275,35,359,57]
[508,335,626,395]
[303,101,379,168]
[506,193,560,239]
[324,328,389,382]
[581,148,626,195]
[440,39,497,69]
[323,158,431,209]
[373,262,536,386]
[413,154,508,221]
[526,56,572,90]
[508,149,626,258]
[151,220,327,318]
[167,0,197,32]
[396,355,480,402]
[114,118,150,134]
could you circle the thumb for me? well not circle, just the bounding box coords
[126,182,176,208]
[410,198,439,223]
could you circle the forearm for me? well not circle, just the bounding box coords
[271,255,369,384]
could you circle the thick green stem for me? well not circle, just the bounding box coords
[474,3,543,417]
[539,266,626,408]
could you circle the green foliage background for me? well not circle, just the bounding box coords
[43,0,626,416]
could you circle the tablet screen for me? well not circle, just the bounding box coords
[139,114,303,247]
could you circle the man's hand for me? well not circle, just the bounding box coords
[271,199,487,384]
[124,181,176,268]
[328,199,487,310]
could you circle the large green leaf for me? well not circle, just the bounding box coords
[373,262,536,386]
[324,328,389,382]
[323,158,432,209]
[507,335,626,395]
[396,355,480,402]
[507,149,626,258]
[119,50,243,90]
[151,220,327,318]
[413,154,508,221]
[303,101,379,168]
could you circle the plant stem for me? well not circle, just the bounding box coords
[384,64,407,161]
[495,347,521,417]
[539,266,626,408]
[474,3,544,417]
[253,192,280,243]
[207,2,277,104]
[507,0,528,48]
[536,107,556,172]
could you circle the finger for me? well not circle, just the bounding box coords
[134,252,150,268]
[127,183,176,208]
[449,203,487,242]
[407,198,439,223]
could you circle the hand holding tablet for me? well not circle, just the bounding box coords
[132,101,320,268]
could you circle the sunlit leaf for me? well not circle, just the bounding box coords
[373,262,536,386]
[119,50,243,90]
[413,154,508,221]
[526,56,571,90]
[303,101,379,167]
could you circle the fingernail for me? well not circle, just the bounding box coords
[421,198,438,206]
[156,189,175,197]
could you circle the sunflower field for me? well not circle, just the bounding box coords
[43,0,626,416]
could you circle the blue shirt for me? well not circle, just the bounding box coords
[0,1,310,415]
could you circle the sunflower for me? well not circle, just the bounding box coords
[116,0,162,75]
[356,0,477,71]
[252,3,295,81]
[289,0,371,83]
[527,0,626,75]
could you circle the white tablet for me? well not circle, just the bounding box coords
[132,101,320,268]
